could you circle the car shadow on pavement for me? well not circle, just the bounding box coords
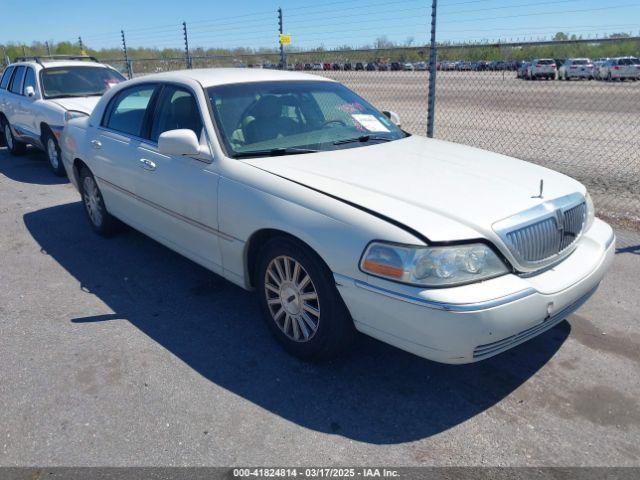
[24,202,569,445]
[0,147,69,185]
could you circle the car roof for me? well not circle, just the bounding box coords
[132,68,336,88]
[9,60,110,69]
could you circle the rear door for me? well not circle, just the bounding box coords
[91,83,159,226]
[0,66,16,114]
[5,66,26,132]
[128,83,223,272]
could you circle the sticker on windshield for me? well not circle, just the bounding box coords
[351,114,390,133]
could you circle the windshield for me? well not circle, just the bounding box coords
[40,66,125,99]
[207,80,405,158]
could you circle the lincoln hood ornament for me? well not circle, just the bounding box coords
[532,179,544,199]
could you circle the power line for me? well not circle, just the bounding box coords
[439,3,640,24]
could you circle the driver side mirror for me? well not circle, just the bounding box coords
[24,86,35,98]
[382,110,401,128]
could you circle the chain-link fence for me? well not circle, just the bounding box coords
[2,9,639,232]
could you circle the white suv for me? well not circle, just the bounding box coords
[0,55,125,175]
[527,59,557,80]
[558,58,595,80]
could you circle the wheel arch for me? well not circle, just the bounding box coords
[244,228,331,290]
[72,158,90,187]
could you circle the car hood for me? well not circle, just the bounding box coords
[50,96,101,115]
[244,136,585,242]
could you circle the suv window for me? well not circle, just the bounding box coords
[9,66,26,94]
[0,66,15,89]
[149,86,203,143]
[104,85,156,137]
[23,68,36,94]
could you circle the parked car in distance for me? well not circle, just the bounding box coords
[332,63,342,71]
[403,62,414,71]
[527,59,556,80]
[376,63,389,71]
[355,62,365,71]
[558,58,595,80]
[414,61,428,71]
[365,62,377,71]
[516,61,530,79]
[599,57,640,81]
[390,62,402,71]
[60,68,613,364]
[312,63,324,71]
[343,62,353,71]
[323,63,332,71]
[0,55,125,175]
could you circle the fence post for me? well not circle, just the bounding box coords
[278,7,286,69]
[45,41,51,56]
[426,0,438,138]
[78,36,84,54]
[183,21,192,69]
[121,30,133,79]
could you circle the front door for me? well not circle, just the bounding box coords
[129,84,223,273]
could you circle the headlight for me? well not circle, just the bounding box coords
[64,110,89,122]
[360,241,509,287]
[585,191,595,231]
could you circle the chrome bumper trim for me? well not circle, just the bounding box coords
[334,274,536,312]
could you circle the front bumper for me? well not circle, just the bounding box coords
[335,218,615,364]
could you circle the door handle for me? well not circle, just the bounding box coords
[139,158,156,171]
[90,139,102,149]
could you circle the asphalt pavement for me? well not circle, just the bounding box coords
[0,147,639,466]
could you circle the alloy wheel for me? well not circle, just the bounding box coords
[264,255,320,342]
[47,138,59,169]
[4,124,13,150]
[82,176,103,227]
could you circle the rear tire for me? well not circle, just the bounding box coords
[2,118,27,156]
[43,130,66,177]
[79,167,120,236]
[256,237,355,361]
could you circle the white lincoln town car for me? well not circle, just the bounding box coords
[60,69,614,364]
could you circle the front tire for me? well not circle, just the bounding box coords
[2,119,27,156]
[79,167,120,236]
[256,237,355,360]
[43,130,66,176]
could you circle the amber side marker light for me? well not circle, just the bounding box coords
[362,259,404,278]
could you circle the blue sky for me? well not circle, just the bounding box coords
[2,0,639,50]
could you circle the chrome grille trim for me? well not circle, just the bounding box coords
[493,192,587,272]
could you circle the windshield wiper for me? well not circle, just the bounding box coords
[333,135,394,145]
[233,147,319,159]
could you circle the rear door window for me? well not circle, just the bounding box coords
[9,66,25,94]
[103,84,157,137]
[0,66,15,90]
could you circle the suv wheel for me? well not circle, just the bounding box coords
[79,167,120,236]
[256,238,355,360]
[43,130,66,176]
[2,119,27,155]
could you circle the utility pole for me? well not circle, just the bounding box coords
[278,7,286,69]
[78,36,84,54]
[183,21,192,69]
[45,41,51,56]
[426,0,438,138]
[22,45,26,57]
[121,30,133,79]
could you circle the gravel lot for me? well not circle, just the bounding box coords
[1,147,639,467]
[319,71,640,227]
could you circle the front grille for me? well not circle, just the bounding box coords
[506,202,586,263]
